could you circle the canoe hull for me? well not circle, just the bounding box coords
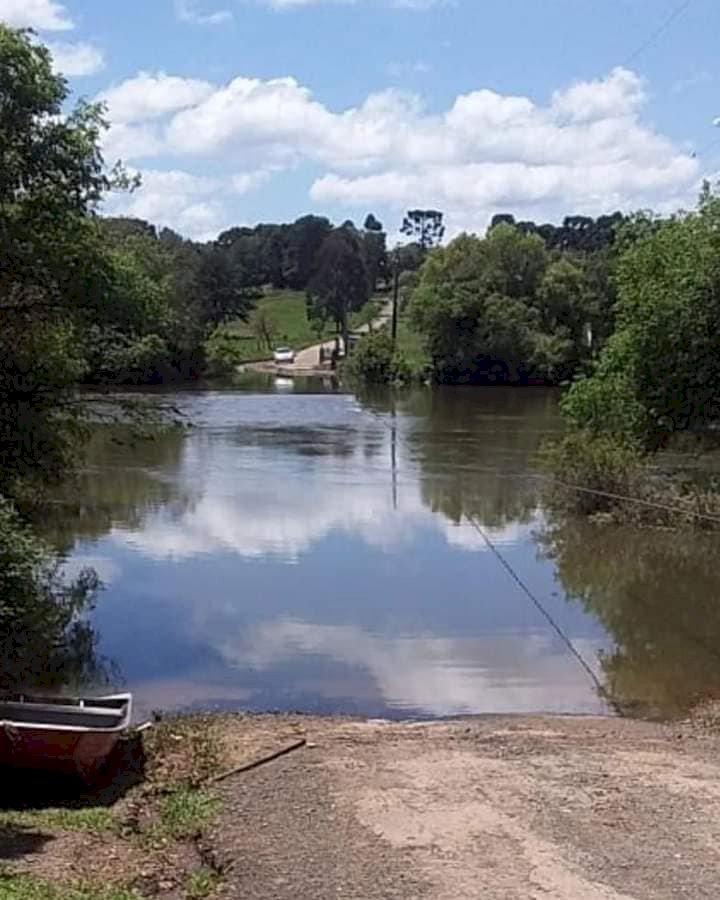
[0,726,119,778]
[0,694,132,780]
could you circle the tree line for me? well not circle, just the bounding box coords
[86,212,390,385]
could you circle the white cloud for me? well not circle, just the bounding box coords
[96,64,699,238]
[47,41,105,76]
[551,67,645,124]
[102,123,167,164]
[174,0,233,25]
[98,71,216,125]
[215,619,607,716]
[104,168,269,240]
[0,0,72,30]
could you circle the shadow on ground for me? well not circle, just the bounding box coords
[0,825,53,861]
[0,733,145,812]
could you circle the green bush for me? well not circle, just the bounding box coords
[204,329,248,375]
[537,432,649,517]
[538,431,720,528]
[345,331,411,384]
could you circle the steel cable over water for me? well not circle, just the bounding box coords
[357,405,720,700]
[358,407,605,692]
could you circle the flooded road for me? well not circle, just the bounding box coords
[45,379,720,720]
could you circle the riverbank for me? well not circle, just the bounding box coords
[3,712,720,899]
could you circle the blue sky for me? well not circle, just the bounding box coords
[3,0,719,239]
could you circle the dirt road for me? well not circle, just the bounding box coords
[211,715,720,899]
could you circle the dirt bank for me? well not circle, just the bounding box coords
[210,715,720,899]
[3,714,720,899]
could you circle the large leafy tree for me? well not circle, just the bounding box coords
[0,25,118,496]
[409,222,615,384]
[564,187,720,445]
[283,215,333,289]
[306,225,369,353]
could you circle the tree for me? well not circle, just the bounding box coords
[251,306,276,352]
[563,188,720,445]
[401,209,445,251]
[362,214,388,292]
[408,222,615,384]
[196,245,257,331]
[0,25,118,497]
[489,211,626,252]
[282,215,333,289]
[346,331,409,384]
[395,243,425,273]
[306,226,369,354]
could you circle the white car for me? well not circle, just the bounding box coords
[273,346,295,364]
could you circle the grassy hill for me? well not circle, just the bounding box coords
[208,290,383,366]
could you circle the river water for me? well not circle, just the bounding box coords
[46,378,720,721]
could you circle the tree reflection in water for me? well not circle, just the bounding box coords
[16,425,193,693]
[540,519,720,719]
[0,499,112,693]
[38,425,191,554]
[391,386,561,529]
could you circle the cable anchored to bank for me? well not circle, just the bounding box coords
[464,513,604,694]
[531,475,720,527]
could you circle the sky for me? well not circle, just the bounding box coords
[2,0,720,240]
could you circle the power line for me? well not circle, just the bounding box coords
[464,513,604,694]
[622,0,693,68]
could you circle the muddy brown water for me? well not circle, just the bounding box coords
[42,376,720,721]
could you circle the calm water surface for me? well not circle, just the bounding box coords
[47,379,720,720]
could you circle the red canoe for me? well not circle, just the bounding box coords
[0,693,132,780]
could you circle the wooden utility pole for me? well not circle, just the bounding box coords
[391,250,399,349]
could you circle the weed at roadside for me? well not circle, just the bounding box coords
[144,790,219,844]
[0,871,139,900]
[185,867,222,900]
[0,808,116,836]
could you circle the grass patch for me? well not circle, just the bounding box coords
[150,790,220,842]
[0,808,116,835]
[185,867,222,900]
[0,872,139,900]
[218,290,332,363]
